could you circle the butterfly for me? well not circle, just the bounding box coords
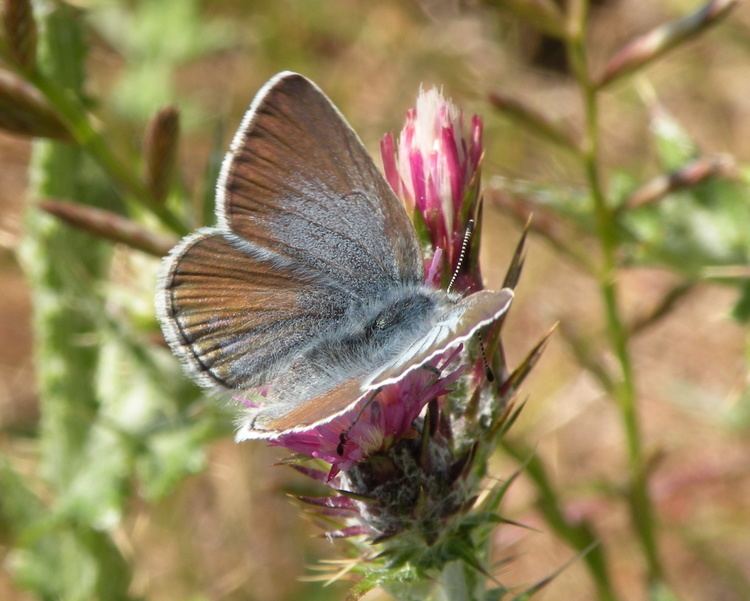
[156,72,513,441]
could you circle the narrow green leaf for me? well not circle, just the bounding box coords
[732,281,750,323]
[0,458,44,541]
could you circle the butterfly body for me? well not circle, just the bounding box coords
[156,72,513,439]
[286,285,443,387]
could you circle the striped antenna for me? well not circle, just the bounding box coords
[447,219,475,294]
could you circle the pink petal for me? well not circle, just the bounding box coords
[408,149,426,212]
[380,132,400,197]
[324,526,369,540]
[297,495,356,509]
[288,464,330,482]
[424,247,444,287]
[470,115,483,169]
[441,125,463,214]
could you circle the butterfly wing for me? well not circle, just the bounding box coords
[216,71,422,297]
[236,288,514,439]
[235,377,368,441]
[158,71,422,391]
[158,71,505,438]
[156,229,352,390]
[366,289,514,388]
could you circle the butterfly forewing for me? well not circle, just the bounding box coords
[217,72,422,297]
[236,377,367,440]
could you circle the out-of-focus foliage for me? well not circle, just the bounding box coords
[91,0,235,120]
[0,0,748,600]
[624,109,750,278]
[7,4,228,600]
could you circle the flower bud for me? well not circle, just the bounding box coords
[381,87,483,291]
[0,68,68,139]
[39,199,177,257]
[2,0,37,69]
[143,106,180,205]
[598,0,737,88]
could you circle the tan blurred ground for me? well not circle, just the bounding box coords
[1,1,749,600]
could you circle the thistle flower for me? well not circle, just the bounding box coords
[270,347,464,478]
[258,88,548,599]
[381,87,483,292]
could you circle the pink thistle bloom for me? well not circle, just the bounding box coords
[381,87,483,288]
[424,246,444,288]
[270,348,464,479]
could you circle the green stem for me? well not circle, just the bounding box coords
[566,4,664,587]
[23,66,187,235]
[437,560,481,601]
[502,441,621,601]
[18,4,135,598]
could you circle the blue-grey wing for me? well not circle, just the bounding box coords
[216,71,422,299]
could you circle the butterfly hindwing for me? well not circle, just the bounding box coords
[157,229,352,390]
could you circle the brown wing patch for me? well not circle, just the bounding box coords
[158,229,347,390]
[253,378,367,433]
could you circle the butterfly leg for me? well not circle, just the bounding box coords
[336,388,383,456]
[476,332,495,382]
[420,364,441,377]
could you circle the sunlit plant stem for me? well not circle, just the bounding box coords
[566,0,663,587]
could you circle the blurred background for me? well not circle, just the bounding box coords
[0,1,749,600]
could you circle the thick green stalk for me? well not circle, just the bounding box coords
[17,3,133,598]
[565,4,664,588]
[23,0,109,493]
[436,560,482,601]
[384,562,482,601]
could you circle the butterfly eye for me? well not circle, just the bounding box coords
[364,313,390,338]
